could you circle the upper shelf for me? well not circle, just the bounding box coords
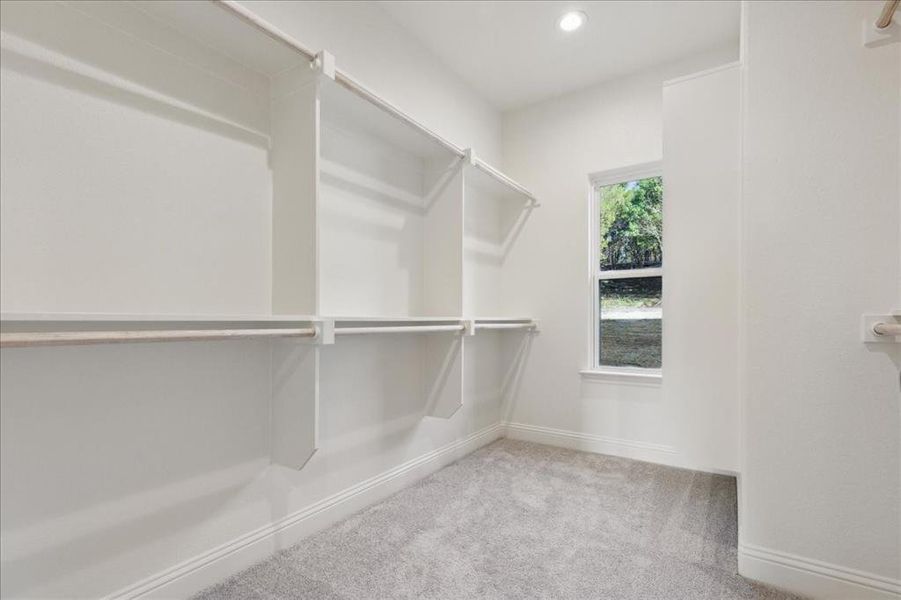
[1,0,540,327]
[320,73,459,163]
[465,154,539,207]
[320,72,539,203]
[133,0,539,203]
[130,0,312,78]
[192,1,537,202]
[323,316,463,323]
[7,0,537,204]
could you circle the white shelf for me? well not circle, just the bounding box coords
[1,313,535,326]
[0,314,537,338]
[320,73,537,204]
[320,74,459,163]
[0,327,318,348]
[327,316,461,323]
[0,312,318,323]
[0,0,539,474]
[466,156,539,207]
[126,0,310,78]
[326,316,536,325]
[473,317,534,323]
[0,313,322,347]
[194,0,536,211]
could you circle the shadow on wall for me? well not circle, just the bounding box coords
[863,337,901,388]
[499,331,535,423]
[0,342,273,596]
[1,0,272,143]
[0,460,265,596]
[0,45,269,149]
[465,191,537,266]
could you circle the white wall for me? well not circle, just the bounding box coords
[500,45,741,472]
[738,1,901,597]
[0,2,505,598]
[662,64,741,473]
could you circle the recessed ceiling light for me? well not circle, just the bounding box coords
[558,11,587,32]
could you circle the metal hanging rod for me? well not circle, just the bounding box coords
[0,327,317,348]
[0,321,541,346]
[873,321,901,336]
[877,0,899,28]
[335,325,465,336]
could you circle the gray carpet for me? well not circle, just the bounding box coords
[194,439,802,600]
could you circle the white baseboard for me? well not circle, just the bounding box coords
[107,423,504,600]
[739,543,901,599]
[503,421,681,468]
[106,422,900,600]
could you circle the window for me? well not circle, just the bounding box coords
[589,163,662,375]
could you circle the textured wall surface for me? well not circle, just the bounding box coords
[740,0,900,583]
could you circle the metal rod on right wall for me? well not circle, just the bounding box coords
[876,0,899,28]
[873,322,901,336]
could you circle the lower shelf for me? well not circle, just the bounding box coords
[0,314,536,470]
[0,327,317,348]
[0,315,537,347]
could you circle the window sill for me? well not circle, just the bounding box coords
[579,369,662,386]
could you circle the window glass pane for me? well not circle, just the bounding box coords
[599,176,662,271]
[599,277,662,368]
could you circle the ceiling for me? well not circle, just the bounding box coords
[378,1,740,110]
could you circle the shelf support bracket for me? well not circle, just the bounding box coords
[423,334,463,419]
[315,319,335,345]
[313,50,336,79]
[270,318,330,470]
[270,340,319,470]
[464,147,476,167]
[462,319,476,336]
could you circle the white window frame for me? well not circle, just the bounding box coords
[582,161,663,382]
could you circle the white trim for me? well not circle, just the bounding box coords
[597,267,663,280]
[662,61,741,88]
[588,160,662,187]
[105,424,504,600]
[579,368,662,386]
[588,163,664,371]
[587,179,597,379]
[738,543,901,599]
[737,3,750,554]
[504,422,745,476]
[504,422,680,467]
